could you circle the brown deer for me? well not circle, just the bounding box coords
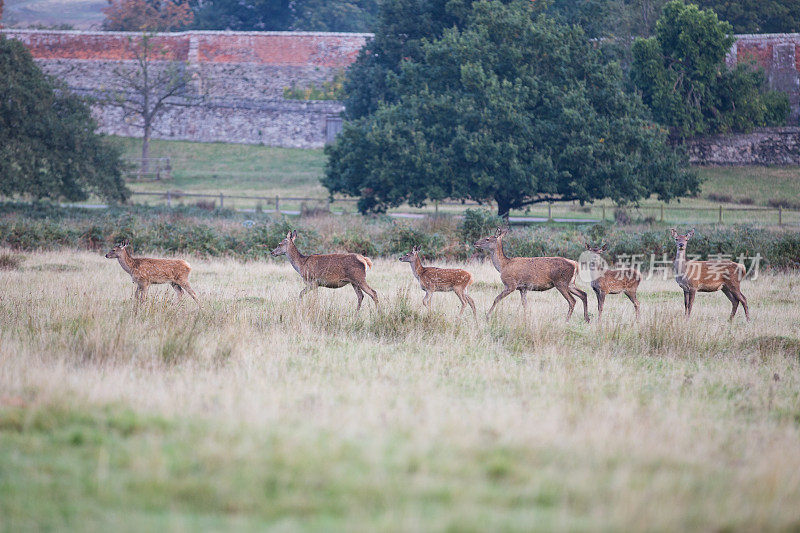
[105,241,201,307]
[474,227,589,322]
[671,228,749,321]
[270,230,378,311]
[583,243,642,320]
[399,246,477,319]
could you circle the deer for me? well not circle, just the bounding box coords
[105,241,201,307]
[583,243,642,320]
[474,227,589,322]
[399,246,477,320]
[270,230,378,311]
[671,228,749,321]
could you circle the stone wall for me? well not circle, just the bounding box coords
[1,29,370,148]
[685,127,800,165]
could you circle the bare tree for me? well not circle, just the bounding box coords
[100,33,202,177]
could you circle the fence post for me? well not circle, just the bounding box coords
[219,192,224,209]
[548,202,552,221]
[718,205,723,224]
[601,204,605,221]
[435,200,439,217]
[779,205,783,226]
[275,195,280,214]
[660,204,664,222]
[166,190,171,208]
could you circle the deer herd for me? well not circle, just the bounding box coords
[105,226,751,322]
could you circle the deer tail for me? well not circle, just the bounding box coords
[568,259,579,287]
[355,254,372,270]
[466,271,475,287]
[736,262,746,281]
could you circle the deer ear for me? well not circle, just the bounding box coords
[670,228,678,238]
[286,231,292,240]
[601,243,608,252]
[687,229,695,239]
[585,242,591,250]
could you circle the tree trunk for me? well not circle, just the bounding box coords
[140,124,151,178]
[495,197,513,219]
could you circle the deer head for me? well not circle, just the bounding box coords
[105,240,129,259]
[271,230,297,256]
[670,228,695,251]
[399,246,420,262]
[474,226,509,251]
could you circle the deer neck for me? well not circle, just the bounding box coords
[286,241,307,275]
[117,249,135,276]
[674,247,687,276]
[490,239,510,272]
[409,255,425,282]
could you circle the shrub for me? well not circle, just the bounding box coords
[461,209,504,244]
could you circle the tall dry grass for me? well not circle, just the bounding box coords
[1,249,799,530]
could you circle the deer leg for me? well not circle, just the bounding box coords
[593,287,605,320]
[487,286,515,317]
[359,281,379,309]
[686,289,697,317]
[171,282,184,302]
[136,282,149,302]
[624,289,640,320]
[178,281,201,308]
[422,290,433,311]
[730,286,749,321]
[683,290,690,316]
[569,286,590,323]
[299,283,316,300]
[555,284,577,321]
[721,286,739,321]
[352,284,364,312]
[463,291,478,321]
[518,289,529,313]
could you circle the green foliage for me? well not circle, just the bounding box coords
[0,203,798,270]
[694,0,800,34]
[630,1,789,139]
[460,209,503,244]
[0,37,129,203]
[189,0,378,31]
[326,1,697,216]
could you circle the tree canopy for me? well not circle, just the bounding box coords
[188,0,378,32]
[0,36,129,203]
[103,0,194,31]
[694,0,800,34]
[325,1,698,217]
[630,1,789,139]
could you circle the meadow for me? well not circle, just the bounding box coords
[113,138,800,224]
[1,248,799,530]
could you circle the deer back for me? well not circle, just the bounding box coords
[131,257,192,283]
[682,261,745,291]
[594,267,641,292]
[501,256,577,289]
[302,253,370,284]
[418,266,473,291]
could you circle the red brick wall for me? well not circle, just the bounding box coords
[1,29,369,67]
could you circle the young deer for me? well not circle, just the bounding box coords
[105,241,201,307]
[270,230,378,311]
[399,246,477,319]
[474,227,589,322]
[584,243,641,320]
[671,228,749,321]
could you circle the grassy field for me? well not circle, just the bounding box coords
[113,137,800,225]
[1,249,799,530]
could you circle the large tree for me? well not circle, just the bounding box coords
[324,1,698,217]
[0,36,129,202]
[630,1,789,139]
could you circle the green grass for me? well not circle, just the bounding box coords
[112,137,800,224]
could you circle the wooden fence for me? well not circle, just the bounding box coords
[128,191,799,225]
